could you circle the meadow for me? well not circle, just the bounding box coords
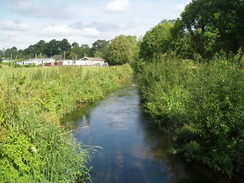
[0,64,133,182]
[0,64,102,78]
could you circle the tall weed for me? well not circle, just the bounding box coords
[0,65,133,182]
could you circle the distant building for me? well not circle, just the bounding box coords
[16,58,55,66]
[2,60,12,63]
[14,57,108,67]
[63,60,76,65]
[62,57,108,66]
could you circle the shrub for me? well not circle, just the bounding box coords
[137,59,244,176]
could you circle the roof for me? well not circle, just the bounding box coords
[2,60,12,62]
[53,55,63,60]
[82,57,105,61]
[29,58,54,62]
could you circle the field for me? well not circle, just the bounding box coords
[0,64,102,78]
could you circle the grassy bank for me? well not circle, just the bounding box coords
[0,64,133,182]
[137,59,243,176]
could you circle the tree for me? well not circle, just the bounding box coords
[42,39,60,57]
[175,0,244,61]
[67,44,91,59]
[140,20,174,61]
[171,19,194,59]
[34,40,46,56]
[5,47,18,60]
[107,35,139,65]
[59,39,71,52]
[80,44,91,57]
[72,42,79,49]
[91,39,109,58]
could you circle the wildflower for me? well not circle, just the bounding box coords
[31,147,37,153]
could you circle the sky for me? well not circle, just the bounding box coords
[0,0,191,50]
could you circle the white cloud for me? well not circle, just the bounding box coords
[6,0,72,19]
[71,21,121,32]
[0,20,29,31]
[42,25,74,37]
[41,24,101,38]
[82,28,101,37]
[106,0,129,12]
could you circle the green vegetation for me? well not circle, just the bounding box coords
[136,0,243,177]
[0,37,138,66]
[139,20,174,61]
[171,0,243,61]
[0,36,140,67]
[0,65,133,182]
[0,39,105,62]
[1,0,243,179]
[0,65,103,78]
[91,40,110,59]
[137,60,243,176]
[0,66,42,78]
[107,35,139,65]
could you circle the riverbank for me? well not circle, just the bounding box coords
[137,59,243,178]
[0,65,133,182]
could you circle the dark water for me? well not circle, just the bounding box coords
[71,83,236,183]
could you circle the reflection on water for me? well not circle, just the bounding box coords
[68,83,236,183]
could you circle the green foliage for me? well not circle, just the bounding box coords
[140,20,174,61]
[173,0,244,61]
[3,38,82,61]
[91,39,110,58]
[107,35,139,65]
[0,134,43,182]
[0,65,133,182]
[59,39,71,52]
[39,127,91,183]
[67,44,91,59]
[2,38,110,61]
[137,59,244,176]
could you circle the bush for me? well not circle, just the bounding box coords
[137,59,244,176]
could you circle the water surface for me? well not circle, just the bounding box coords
[71,83,235,183]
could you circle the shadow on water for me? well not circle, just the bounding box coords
[63,82,239,183]
[137,114,240,183]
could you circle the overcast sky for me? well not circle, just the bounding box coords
[0,0,191,50]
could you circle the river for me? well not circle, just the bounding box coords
[69,82,235,183]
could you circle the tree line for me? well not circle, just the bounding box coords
[0,39,108,62]
[0,36,139,66]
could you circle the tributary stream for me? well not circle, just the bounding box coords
[70,83,235,183]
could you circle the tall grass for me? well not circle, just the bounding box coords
[137,59,243,176]
[0,65,133,182]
